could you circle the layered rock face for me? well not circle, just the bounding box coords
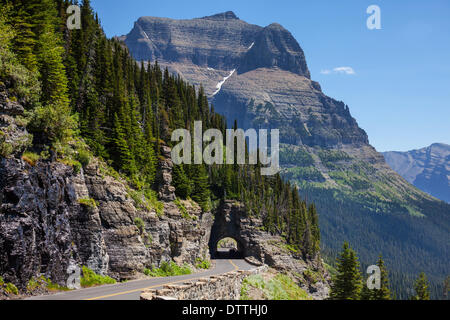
[122,11,364,148]
[383,143,450,203]
[0,153,213,288]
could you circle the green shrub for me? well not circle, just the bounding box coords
[28,103,77,146]
[144,232,153,247]
[0,137,13,157]
[195,258,211,270]
[281,243,299,253]
[0,276,4,286]
[58,157,82,174]
[80,266,116,288]
[78,198,97,209]
[5,282,18,295]
[26,277,40,291]
[21,151,40,166]
[27,276,70,292]
[144,261,192,277]
[268,274,312,300]
[134,217,145,233]
[240,273,312,300]
[44,277,70,291]
[175,198,197,220]
[72,160,82,174]
[75,149,90,167]
[128,188,163,216]
[302,268,322,284]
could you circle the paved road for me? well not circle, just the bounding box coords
[27,259,254,300]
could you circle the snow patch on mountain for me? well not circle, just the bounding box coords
[213,69,236,96]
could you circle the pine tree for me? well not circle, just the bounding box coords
[112,112,135,175]
[360,255,391,300]
[329,242,363,300]
[360,281,373,300]
[173,164,191,199]
[372,255,391,300]
[411,272,430,300]
[10,3,38,72]
[191,164,210,211]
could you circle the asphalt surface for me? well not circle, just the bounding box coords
[27,258,254,300]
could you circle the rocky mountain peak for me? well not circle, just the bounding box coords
[123,12,310,77]
[199,11,239,21]
[266,22,284,30]
[238,22,310,77]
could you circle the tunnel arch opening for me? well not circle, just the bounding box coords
[208,200,250,260]
[212,237,244,259]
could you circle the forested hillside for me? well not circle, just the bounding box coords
[0,0,320,266]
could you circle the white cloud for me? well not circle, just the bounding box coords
[333,66,356,75]
[320,66,356,75]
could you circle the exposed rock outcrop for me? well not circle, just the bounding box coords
[157,145,176,201]
[0,153,214,288]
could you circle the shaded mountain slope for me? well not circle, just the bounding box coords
[383,143,450,203]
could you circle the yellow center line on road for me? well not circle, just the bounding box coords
[228,259,239,271]
[84,259,239,300]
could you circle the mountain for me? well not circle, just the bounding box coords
[122,11,450,298]
[383,143,450,203]
[0,3,328,299]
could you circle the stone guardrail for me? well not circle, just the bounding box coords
[140,265,268,300]
[244,256,264,266]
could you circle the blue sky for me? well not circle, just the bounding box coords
[91,0,450,152]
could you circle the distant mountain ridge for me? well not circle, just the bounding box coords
[121,11,450,298]
[383,143,450,203]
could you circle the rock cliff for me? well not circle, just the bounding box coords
[0,151,214,287]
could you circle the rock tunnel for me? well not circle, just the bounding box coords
[208,201,248,259]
